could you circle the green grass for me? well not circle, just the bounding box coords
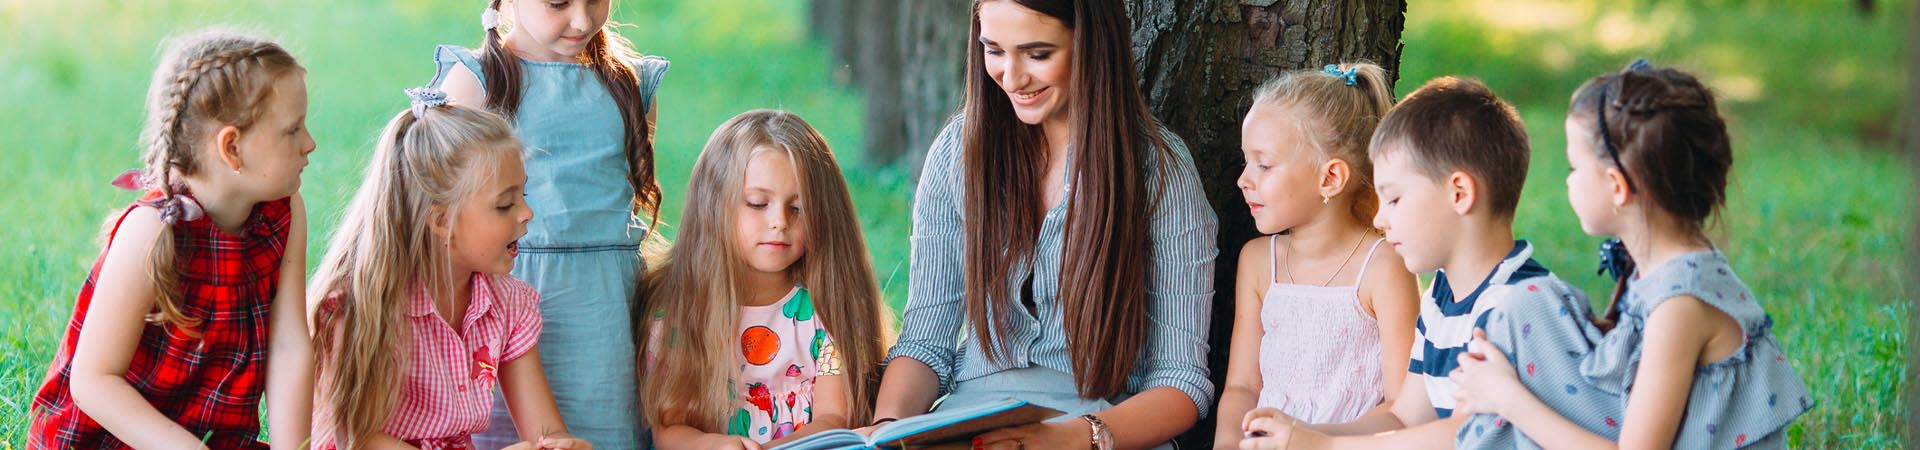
[0,0,1905,447]
[0,0,905,443]
[1397,1,1910,447]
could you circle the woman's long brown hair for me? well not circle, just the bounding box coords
[961,0,1168,399]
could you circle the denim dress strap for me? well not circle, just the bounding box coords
[628,55,669,115]
[431,45,485,89]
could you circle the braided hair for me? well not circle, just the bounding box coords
[132,27,304,335]
[1570,61,1732,328]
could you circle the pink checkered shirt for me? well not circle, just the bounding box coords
[313,273,543,450]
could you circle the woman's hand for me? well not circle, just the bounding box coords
[1450,328,1524,416]
[974,420,1091,450]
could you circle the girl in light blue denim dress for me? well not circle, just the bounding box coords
[1451,61,1809,449]
[429,2,668,448]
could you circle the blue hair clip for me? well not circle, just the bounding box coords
[1322,64,1358,87]
[404,86,450,118]
[1627,58,1652,71]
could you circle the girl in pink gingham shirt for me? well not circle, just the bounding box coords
[307,95,590,450]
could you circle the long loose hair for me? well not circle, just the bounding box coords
[641,110,891,432]
[309,105,520,449]
[960,0,1169,399]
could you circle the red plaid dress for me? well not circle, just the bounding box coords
[30,193,292,449]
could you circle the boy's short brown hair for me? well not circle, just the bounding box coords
[1369,77,1531,218]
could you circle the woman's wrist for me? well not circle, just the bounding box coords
[1078,414,1112,450]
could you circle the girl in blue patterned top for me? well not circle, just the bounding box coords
[1450,61,1811,449]
[430,1,669,448]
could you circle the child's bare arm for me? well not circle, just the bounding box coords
[1213,238,1273,449]
[1360,247,1420,404]
[67,208,207,449]
[1306,372,1433,436]
[653,424,763,450]
[266,195,313,450]
[439,62,486,107]
[765,372,850,447]
[1462,297,1720,450]
[499,346,591,448]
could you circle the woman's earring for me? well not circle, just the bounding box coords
[1322,195,1331,205]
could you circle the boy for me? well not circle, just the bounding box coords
[1238,77,1587,450]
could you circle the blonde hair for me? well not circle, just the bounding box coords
[308,104,520,449]
[124,27,303,336]
[1249,62,1395,227]
[640,109,892,432]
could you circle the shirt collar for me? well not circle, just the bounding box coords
[408,273,495,319]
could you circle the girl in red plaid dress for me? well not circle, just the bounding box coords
[306,90,589,450]
[29,28,317,449]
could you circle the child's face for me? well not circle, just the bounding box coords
[1371,148,1455,274]
[449,150,532,275]
[977,0,1073,127]
[232,72,315,201]
[505,0,610,62]
[734,149,809,278]
[1564,117,1620,237]
[1237,103,1327,235]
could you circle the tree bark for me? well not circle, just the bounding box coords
[810,1,1407,447]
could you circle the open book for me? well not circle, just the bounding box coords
[771,398,1063,450]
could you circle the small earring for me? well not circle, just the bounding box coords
[1322,195,1331,205]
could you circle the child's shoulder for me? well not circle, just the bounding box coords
[482,273,541,309]
[1234,235,1276,282]
[1483,272,1589,320]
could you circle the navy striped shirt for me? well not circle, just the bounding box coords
[1410,240,1560,418]
[885,117,1221,416]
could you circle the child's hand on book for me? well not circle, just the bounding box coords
[972,420,1091,450]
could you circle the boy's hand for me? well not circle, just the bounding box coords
[1450,328,1521,416]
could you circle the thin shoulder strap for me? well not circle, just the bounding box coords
[1268,235,1281,282]
[1352,238,1389,286]
[431,45,486,89]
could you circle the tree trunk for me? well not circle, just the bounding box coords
[808,0,968,169]
[1125,2,1405,445]
[810,1,1407,447]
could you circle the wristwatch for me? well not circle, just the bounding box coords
[1079,414,1113,450]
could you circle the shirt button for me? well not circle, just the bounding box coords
[459,384,468,392]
